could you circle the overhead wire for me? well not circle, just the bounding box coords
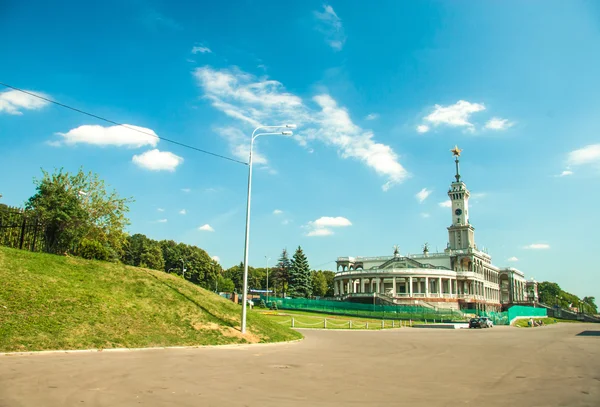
[0,81,248,165]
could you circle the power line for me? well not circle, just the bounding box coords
[0,81,248,165]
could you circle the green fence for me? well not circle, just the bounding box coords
[263,297,467,323]
[263,298,547,325]
[507,305,547,322]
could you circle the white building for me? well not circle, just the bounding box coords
[333,146,538,312]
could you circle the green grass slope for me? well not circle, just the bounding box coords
[0,247,301,352]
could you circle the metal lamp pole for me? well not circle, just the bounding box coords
[241,125,295,334]
[265,256,270,305]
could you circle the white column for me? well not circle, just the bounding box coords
[409,276,413,297]
[360,278,365,293]
[425,277,429,297]
[392,277,396,296]
[334,280,339,296]
[438,277,443,297]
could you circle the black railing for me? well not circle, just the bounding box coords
[0,206,45,252]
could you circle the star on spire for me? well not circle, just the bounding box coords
[451,145,462,157]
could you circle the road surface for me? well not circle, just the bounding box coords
[1,323,598,406]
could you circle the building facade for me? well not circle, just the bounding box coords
[333,146,538,312]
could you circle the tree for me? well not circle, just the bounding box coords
[537,281,561,305]
[289,246,312,298]
[217,276,235,293]
[26,168,131,257]
[273,249,292,297]
[582,296,597,314]
[311,270,328,297]
[26,170,88,254]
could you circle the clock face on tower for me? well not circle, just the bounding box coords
[455,208,463,216]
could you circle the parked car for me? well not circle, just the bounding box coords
[469,318,483,328]
[480,317,493,328]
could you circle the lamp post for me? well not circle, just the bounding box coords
[241,125,295,334]
[265,256,271,306]
[180,258,186,279]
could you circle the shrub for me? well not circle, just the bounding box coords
[77,238,110,261]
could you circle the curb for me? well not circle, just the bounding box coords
[0,338,304,357]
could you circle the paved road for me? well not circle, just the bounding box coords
[1,324,598,407]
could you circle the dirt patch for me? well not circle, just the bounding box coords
[192,322,260,343]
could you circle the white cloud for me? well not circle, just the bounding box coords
[365,113,379,120]
[559,170,573,177]
[211,255,220,263]
[312,216,352,227]
[132,149,183,171]
[416,125,430,133]
[181,188,191,193]
[424,100,485,129]
[416,188,432,203]
[567,144,600,166]
[157,219,168,223]
[314,4,346,51]
[0,89,49,115]
[273,209,283,215]
[524,243,550,250]
[56,124,159,147]
[507,256,519,262]
[191,46,212,54]
[438,200,452,208]
[305,216,351,237]
[282,219,291,225]
[420,213,430,218]
[194,66,407,190]
[485,117,513,130]
[198,224,215,232]
[179,209,187,215]
[307,228,334,237]
[312,94,408,190]
[157,208,165,212]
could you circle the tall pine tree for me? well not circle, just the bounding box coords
[289,246,312,298]
[273,248,291,297]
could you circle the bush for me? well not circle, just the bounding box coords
[77,238,110,261]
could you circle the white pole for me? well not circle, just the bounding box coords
[241,135,255,334]
[266,256,270,305]
[240,126,295,334]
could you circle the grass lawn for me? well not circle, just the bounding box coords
[256,309,424,329]
[514,317,558,328]
[0,247,301,352]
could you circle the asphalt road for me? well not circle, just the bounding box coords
[1,324,598,407]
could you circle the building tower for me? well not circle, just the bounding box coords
[447,146,475,250]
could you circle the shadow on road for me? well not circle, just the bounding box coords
[576,330,600,337]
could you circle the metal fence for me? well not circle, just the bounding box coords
[263,297,547,325]
[264,296,468,323]
[0,206,45,252]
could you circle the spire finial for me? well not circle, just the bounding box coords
[450,145,462,182]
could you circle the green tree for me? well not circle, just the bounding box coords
[26,170,88,254]
[273,249,291,297]
[140,242,165,271]
[582,296,597,314]
[289,246,312,298]
[322,270,336,297]
[311,270,328,297]
[26,168,131,257]
[537,281,561,305]
[217,276,235,293]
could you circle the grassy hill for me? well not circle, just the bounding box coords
[0,247,301,352]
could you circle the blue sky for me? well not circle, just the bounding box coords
[1,0,600,300]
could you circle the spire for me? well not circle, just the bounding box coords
[450,145,462,182]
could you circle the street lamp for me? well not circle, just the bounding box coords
[179,258,186,279]
[241,125,295,334]
[265,256,271,305]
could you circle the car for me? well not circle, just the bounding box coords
[480,317,493,328]
[468,317,483,328]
